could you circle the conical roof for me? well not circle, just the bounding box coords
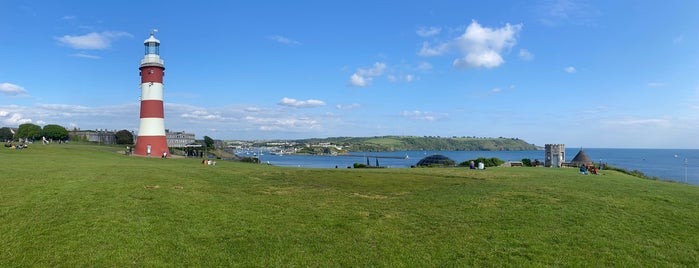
[570,148,593,165]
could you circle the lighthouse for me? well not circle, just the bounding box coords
[134,30,168,157]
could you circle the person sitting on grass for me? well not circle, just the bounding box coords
[580,164,587,175]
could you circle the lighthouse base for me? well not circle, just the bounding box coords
[134,136,169,157]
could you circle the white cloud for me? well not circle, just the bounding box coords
[0,110,32,125]
[416,26,441,37]
[70,53,101,59]
[278,97,326,108]
[348,62,387,87]
[180,110,224,120]
[538,0,597,26]
[269,35,301,46]
[518,49,534,61]
[418,41,450,56]
[452,20,522,69]
[349,73,368,87]
[492,87,502,93]
[400,110,447,121]
[336,103,361,110]
[387,74,416,83]
[564,66,577,73]
[416,62,433,71]
[603,117,671,128]
[418,21,522,69]
[0,83,28,95]
[56,31,133,50]
[245,115,320,131]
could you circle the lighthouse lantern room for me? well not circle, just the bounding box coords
[134,30,168,157]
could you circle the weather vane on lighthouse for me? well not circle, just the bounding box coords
[134,29,169,157]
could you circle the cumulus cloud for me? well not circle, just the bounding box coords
[416,26,441,37]
[518,49,534,61]
[0,109,32,125]
[269,35,301,46]
[564,66,577,73]
[0,83,28,95]
[418,20,522,69]
[56,31,133,50]
[452,20,522,68]
[348,62,387,87]
[278,97,326,108]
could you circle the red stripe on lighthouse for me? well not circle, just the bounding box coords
[140,66,165,83]
[139,100,164,118]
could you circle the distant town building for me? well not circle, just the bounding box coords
[69,129,117,144]
[166,130,195,148]
[545,144,565,167]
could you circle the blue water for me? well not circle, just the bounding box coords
[256,148,699,185]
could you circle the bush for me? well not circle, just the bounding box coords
[459,157,504,167]
[353,163,367,168]
[240,157,260,164]
[522,158,532,167]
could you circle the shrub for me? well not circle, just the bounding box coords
[459,157,505,167]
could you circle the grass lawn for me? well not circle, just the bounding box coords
[1,144,698,266]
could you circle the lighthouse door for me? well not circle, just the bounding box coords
[147,144,151,156]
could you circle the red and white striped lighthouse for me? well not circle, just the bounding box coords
[134,30,168,157]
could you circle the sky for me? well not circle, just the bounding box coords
[1,0,698,148]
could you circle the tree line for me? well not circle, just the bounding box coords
[1,123,134,144]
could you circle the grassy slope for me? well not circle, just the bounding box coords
[1,144,698,266]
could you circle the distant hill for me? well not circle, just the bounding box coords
[291,136,539,152]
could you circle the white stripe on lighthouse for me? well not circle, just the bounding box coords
[140,83,164,100]
[138,118,166,136]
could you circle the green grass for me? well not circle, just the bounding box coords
[2,144,698,266]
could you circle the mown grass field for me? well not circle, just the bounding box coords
[1,144,698,266]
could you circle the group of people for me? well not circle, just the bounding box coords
[579,164,600,175]
[202,159,217,166]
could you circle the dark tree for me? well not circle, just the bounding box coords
[42,124,69,141]
[0,127,13,142]
[16,123,42,140]
[115,130,134,145]
[203,136,214,149]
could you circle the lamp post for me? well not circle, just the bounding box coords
[674,154,688,183]
[684,157,688,183]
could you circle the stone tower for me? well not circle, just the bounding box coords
[545,144,565,167]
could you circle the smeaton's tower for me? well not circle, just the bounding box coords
[134,30,168,157]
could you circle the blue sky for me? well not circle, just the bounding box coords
[1,0,698,148]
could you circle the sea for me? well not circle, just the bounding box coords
[254,148,699,186]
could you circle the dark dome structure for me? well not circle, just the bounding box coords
[416,154,456,167]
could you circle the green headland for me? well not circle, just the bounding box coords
[1,144,697,266]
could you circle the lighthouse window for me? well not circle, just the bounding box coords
[145,44,159,55]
